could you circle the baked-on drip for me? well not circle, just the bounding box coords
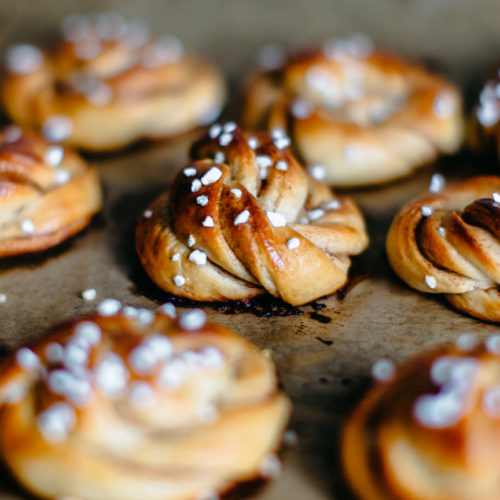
[2,13,226,151]
[0,126,101,257]
[0,302,290,500]
[242,34,463,187]
[136,123,369,305]
[387,176,500,322]
[343,333,500,500]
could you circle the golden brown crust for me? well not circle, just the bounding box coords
[0,303,290,500]
[386,176,500,322]
[0,126,101,257]
[342,335,500,500]
[242,36,463,187]
[136,124,369,305]
[2,14,226,151]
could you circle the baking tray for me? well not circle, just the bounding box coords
[2,1,500,499]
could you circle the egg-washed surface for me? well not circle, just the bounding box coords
[3,1,500,499]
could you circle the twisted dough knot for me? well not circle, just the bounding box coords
[343,333,500,500]
[136,123,368,305]
[0,304,290,500]
[2,13,226,151]
[0,126,101,257]
[242,35,463,187]
[387,176,500,322]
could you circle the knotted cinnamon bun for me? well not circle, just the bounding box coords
[343,333,500,500]
[387,175,500,322]
[242,35,463,187]
[2,13,226,151]
[0,125,101,257]
[0,302,290,500]
[136,123,369,305]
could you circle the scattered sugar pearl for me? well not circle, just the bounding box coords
[421,205,434,217]
[74,321,101,346]
[438,227,446,237]
[456,332,478,351]
[219,133,232,146]
[208,124,222,139]
[20,219,35,234]
[230,188,242,198]
[486,334,500,354]
[196,195,208,206]
[323,199,341,210]
[266,211,286,227]
[3,126,22,143]
[129,381,157,408]
[307,208,325,221]
[16,347,40,371]
[171,252,180,262]
[234,210,250,225]
[283,430,298,446]
[94,353,128,398]
[201,167,222,186]
[0,293,6,304]
[143,209,153,218]
[430,356,455,385]
[191,179,202,193]
[129,344,158,375]
[429,173,445,194]
[97,298,121,316]
[61,14,92,42]
[5,44,43,74]
[42,115,73,142]
[433,91,457,118]
[159,302,176,318]
[271,127,286,139]
[223,122,237,133]
[44,146,64,167]
[173,275,186,287]
[256,155,273,169]
[477,100,500,127]
[54,168,71,185]
[371,359,395,382]
[189,249,207,265]
[308,164,326,180]
[274,137,290,149]
[37,402,76,442]
[158,358,186,391]
[247,136,258,149]
[122,306,138,318]
[187,235,196,247]
[183,167,197,177]
[424,275,437,289]
[179,309,207,330]
[137,308,155,326]
[286,237,300,250]
[202,216,215,227]
[80,288,97,302]
[74,39,102,60]
[413,392,463,429]
[493,192,500,203]
[483,386,500,417]
[291,98,313,119]
[214,151,225,164]
[260,454,282,479]
[275,160,288,171]
[45,342,64,363]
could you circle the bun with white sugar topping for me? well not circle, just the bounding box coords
[0,303,290,500]
[343,333,500,500]
[136,123,369,305]
[242,35,463,187]
[0,126,101,257]
[386,175,500,322]
[2,13,226,151]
